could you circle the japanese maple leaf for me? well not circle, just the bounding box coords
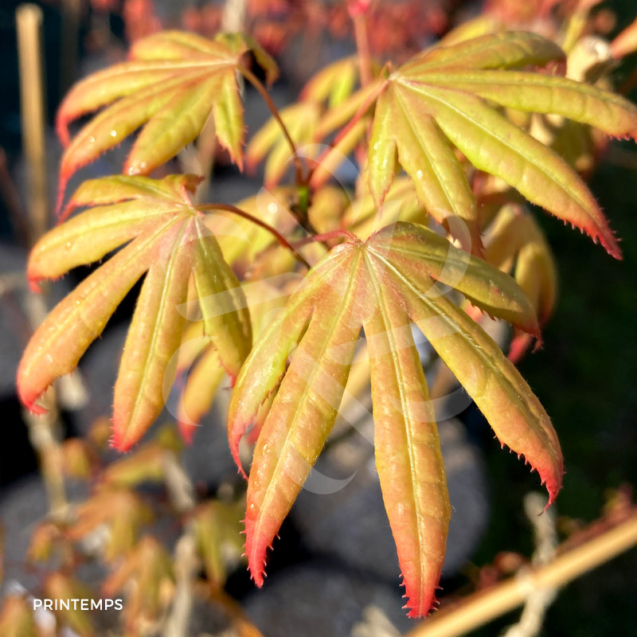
[361,31,637,256]
[17,174,251,451]
[227,221,563,617]
[55,31,277,207]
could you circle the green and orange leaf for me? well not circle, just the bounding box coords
[246,102,320,187]
[17,174,251,451]
[360,31,637,257]
[228,221,562,616]
[193,500,245,587]
[102,425,182,487]
[177,280,290,443]
[56,31,277,208]
[247,56,379,188]
[301,56,364,107]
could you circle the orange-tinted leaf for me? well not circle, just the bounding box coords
[301,56,361,107]
[365,270,450,617]
[228,222,561,615]
[371,83,480,252]
[179,281,290,444]
[61,439,97,479]
[342,177,425,240]
[247,103,320,187]
[103,536,173,630]
[177,340,226,443]
[102,425,182,487]
[193,500,244,586]
[192,222,252,377]
[483,205,557,362]
[403,31,565,73]
[27,521,66,563]
[56,31,276,205]
[112,223,193,450]
[18,175,250,450]
[242,250,365,585]
[362,31,637,257]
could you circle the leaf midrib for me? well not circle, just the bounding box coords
[363,251,428,616]
[124,219,191,441]
[393,86,467,221]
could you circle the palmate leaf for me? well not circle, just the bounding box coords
[227,221,563,616]
[364,30,637,258]
[56,31,277,207]
[17,174,251,451]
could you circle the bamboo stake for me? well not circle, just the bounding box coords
[16,3,48,244]
[408,514,637,637]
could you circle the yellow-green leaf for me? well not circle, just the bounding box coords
[56,31,276,205]
[18,175,250,452]
[362,31,637,257]
[228,222,560,616]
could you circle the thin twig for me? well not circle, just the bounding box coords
[161,453,198,637]
[198,203,311,268]
[239,65,306,188]
[502,494,558,637]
